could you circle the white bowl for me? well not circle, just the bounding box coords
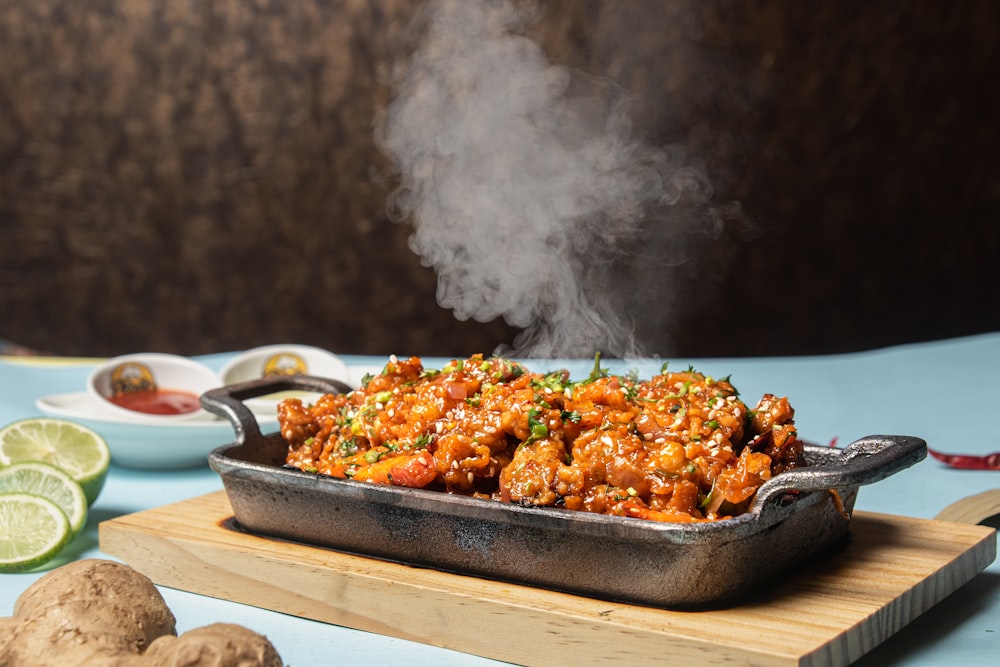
[36,391,274,469]
[219,345,352,418]
[220,344,350,383]
[87,353,222,423]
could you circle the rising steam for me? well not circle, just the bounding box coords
[378,0,724,358]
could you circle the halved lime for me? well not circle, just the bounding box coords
[0,493,72,573]
[0,418,110,505]
[0,462,88,535]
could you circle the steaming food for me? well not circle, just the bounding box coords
[277,355,805,522]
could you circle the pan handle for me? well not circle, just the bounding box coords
[200,375,353,447]
[751,434,927,511]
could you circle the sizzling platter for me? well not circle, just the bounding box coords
[203,358,925,609]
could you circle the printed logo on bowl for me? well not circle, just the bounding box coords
[111,362,158,395]
[262,353,308,377]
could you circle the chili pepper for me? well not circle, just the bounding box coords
[928,448,1000,470]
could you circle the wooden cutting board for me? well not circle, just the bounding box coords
[99,491,995,667]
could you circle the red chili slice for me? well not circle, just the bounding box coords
[928,448,1000,470]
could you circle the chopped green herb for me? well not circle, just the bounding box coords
[527,407,548,441]
[664,381,692,399]
[588,352,609,381]
[561,410,582,423]
[531,371,567,393]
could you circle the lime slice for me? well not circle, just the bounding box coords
[0,418,111,505]
[0,462,88,535]
[0,493,72,573]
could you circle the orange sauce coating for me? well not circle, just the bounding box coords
[278,354,805,522]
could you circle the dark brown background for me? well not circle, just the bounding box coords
[1,0,997,359]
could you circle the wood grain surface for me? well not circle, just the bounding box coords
[99,491,996,667]
[936,488,1000,525]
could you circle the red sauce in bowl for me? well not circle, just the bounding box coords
[109,389,201,415]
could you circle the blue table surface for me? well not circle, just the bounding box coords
[2,335,999,665]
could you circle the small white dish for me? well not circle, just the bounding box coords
[220,345,352,418]
[35,392,271,469]
[87,353,221,422]
[220,344,350,384]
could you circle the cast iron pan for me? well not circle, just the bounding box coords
[203,374,927,609]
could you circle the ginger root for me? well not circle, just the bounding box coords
[0,559,283,667]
